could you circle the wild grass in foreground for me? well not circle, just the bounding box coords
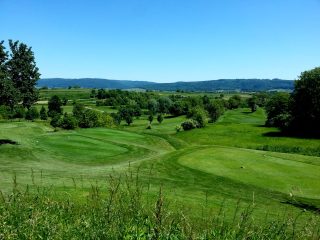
[0,173,319,240]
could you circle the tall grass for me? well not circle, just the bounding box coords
[0,172,319,239]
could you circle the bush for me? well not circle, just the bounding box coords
[188,107,207,128]
[60,113,77,130]
[181,119,198,131]
[50,114,61,128]
[12,106,25,119]
[157,114,163,124]
[25,107,39,120]
[0,105,10,119]
[40,106,47,120]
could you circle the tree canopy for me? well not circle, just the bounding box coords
[0,40,40,109]
[290,67,320,135]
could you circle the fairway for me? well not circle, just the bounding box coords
[178,146,320,199]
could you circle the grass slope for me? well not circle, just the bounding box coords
[1,107,320,222]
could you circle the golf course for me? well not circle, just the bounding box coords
[1,104,320,217]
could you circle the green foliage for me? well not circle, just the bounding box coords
[181,119,198,130]
[206,99,225,123]
[147,98,158,115]
[50,114,61,128]
[0,79,19,109]
[40,105,47,120]
[158,96,172,114]
[62,97,68,106]
[169,100,186,116]
[265,92,290,128]
[157,114,163,124]
[78,109,100,128]
[72,103,85,119]
[12,105,26,119]
[118,106,135,126]
[247,96,258,112]
[290,67,320,135]
[60,113,77,129]
[188,107,208,128]
[228,95,242,109]
[0,105,11,119]
[148,114,153,124]
[48,95,63,117]
[6,40,40,109]
[25,106,39,120]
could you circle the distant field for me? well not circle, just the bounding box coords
[1,100,320,222]
[39,88,92,100]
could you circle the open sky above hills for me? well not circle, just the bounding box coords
[1,0,320,82]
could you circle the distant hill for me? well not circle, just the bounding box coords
[38,78,294,92]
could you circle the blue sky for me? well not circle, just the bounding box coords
[1,0,319,82]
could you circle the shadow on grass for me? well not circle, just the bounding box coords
[0,139,18,145]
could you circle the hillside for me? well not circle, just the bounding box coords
[38,78,294,91]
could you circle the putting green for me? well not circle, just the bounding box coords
[178,146,320,199]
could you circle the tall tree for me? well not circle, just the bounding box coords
[290,67,320,135]
[0,41,18,109]
[7,40,40,109]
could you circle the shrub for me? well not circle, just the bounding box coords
[50,114,61,128]
[40,106,47,120]
[188,107,208,128]
[60,113,77,129]
[12,105,25,119]
[0,105,10,119]
[148,115,153,124]
[25,107,39,120]
[157,114,163,124]
[181,119,198,130]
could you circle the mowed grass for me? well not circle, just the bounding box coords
[177,108,320,156]
[0,121,173,191]
[1,106,320,222]
[178,146,320,199]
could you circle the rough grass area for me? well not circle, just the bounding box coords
[0,175,319,240]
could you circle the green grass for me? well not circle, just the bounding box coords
[39,88,92,100]
[1,105,320,229]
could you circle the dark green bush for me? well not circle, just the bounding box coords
[181,119,198,130]
[25,107,39,120]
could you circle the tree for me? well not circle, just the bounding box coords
[265,92,290,128]
[118,106,135,126]
[147,99,158,115]
[40,106,48,120]
[7,40,40,109]
[157,114,163,124]
[48,95,63,117]
[247,96,258,112]
[206,100,224,123]
[290,67,320,135]
[158,97,172,114]
[189,107,208,128]
[0,41,18,109]
[228,95,242,109]
[72,103,85,119]
[0,78,19,109]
